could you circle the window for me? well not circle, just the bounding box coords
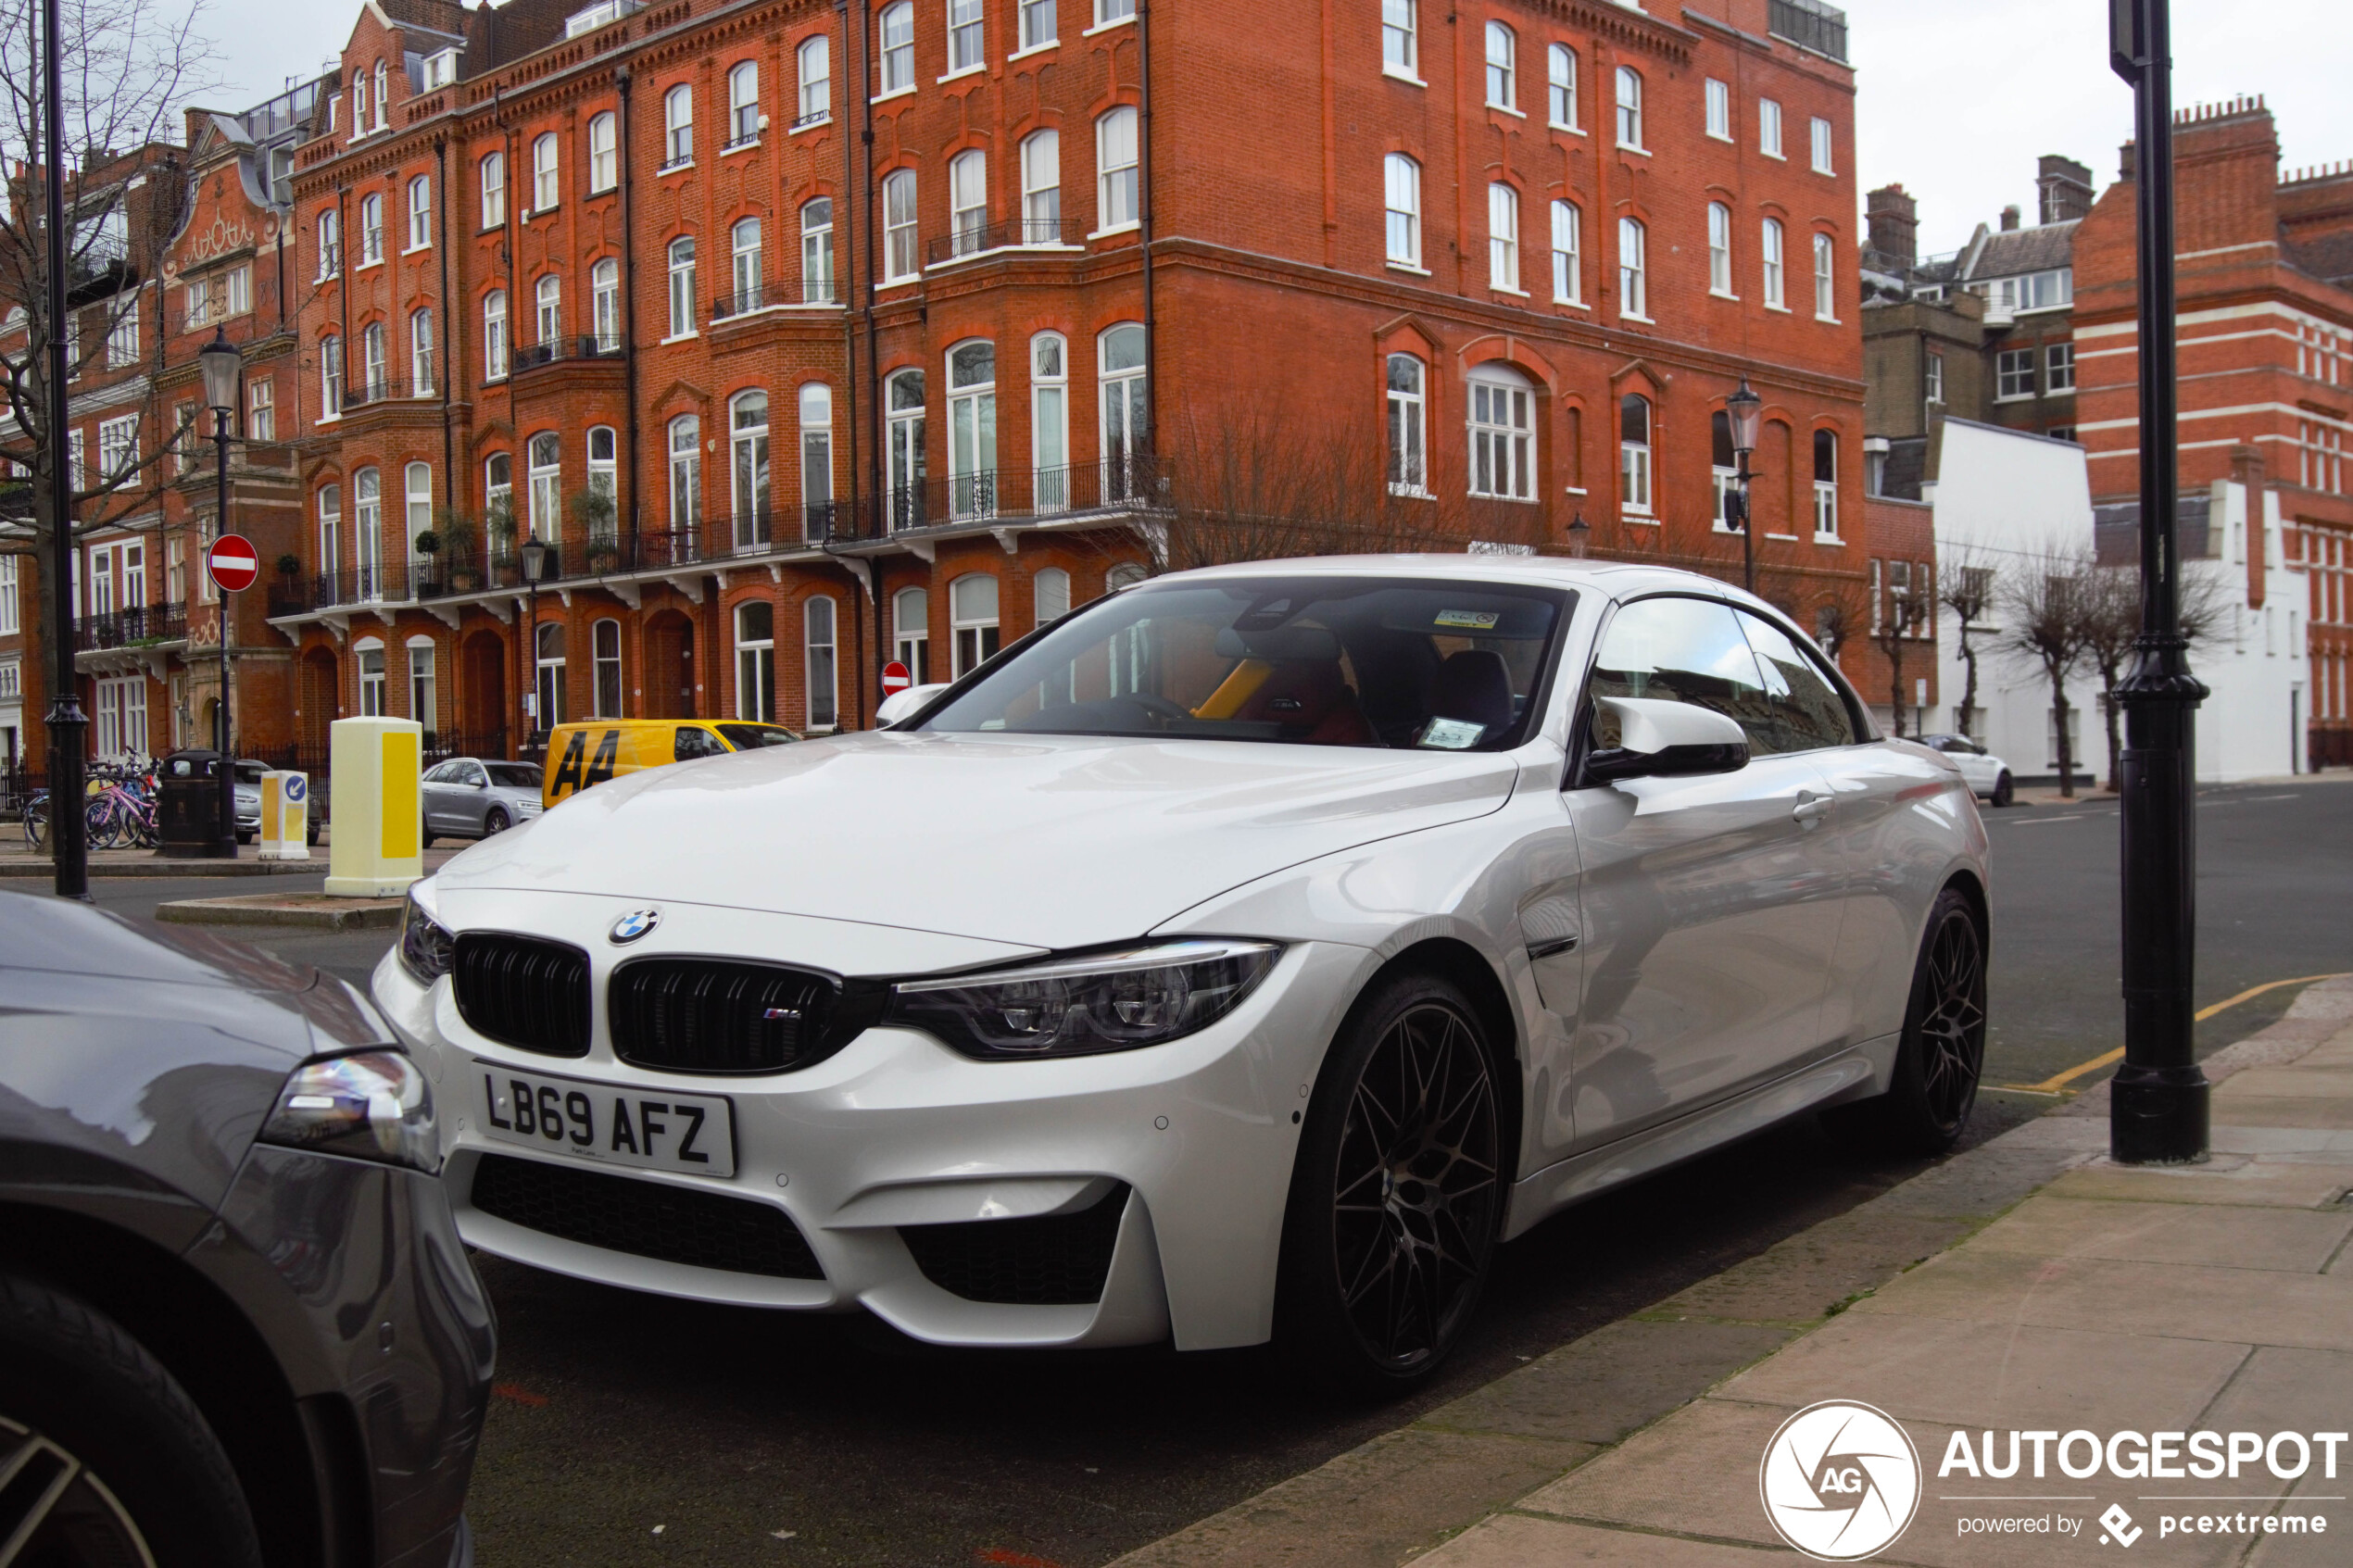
[947,341,997,517]
[484,290,509,379]
[950,574,1000,676]
[374,60,387,129]
[1021,131,1061,241]
[1734,608,1856,752]
[184,274,213,329]
[320,335,343,419]
[1705,77,1730,139]
[1813,232,1835,319]
[587,112,617,193]
[405,462,434,563]
[887,369,925,524]
[2045,342,2075,392]
[1707,202,1731,295]
[407,174,431,249]
[352,72,368,136]
[1924,349,1944,407]
[535,274,561,344]
[410,639,439,733]
[798,199,835,303]
[728,61,761,145]
[798,36,830,123]
[1097,107,1139,231]
[97,414,137,482]
[1382,0,1415,76]
[1468,368,1532,501]
[950,149,988,255]
[663,238,696,337]
[894,586,931,684]
[732,601,774,721]
[1617,216,1646,317]
[105,299,138,368]
[883,170,919,280]
[1020,0,1056,52]
[592,619,622,718]
[948,0,984,72]
[1487,182,1519,292]
[731,391,771,546]
[484,455,510,543]
[586,428,618,535]
[1097,0,1134,20]
[1810,116,1833,174]
[1996,347,2035,400]
[664,84,693,164]
[804,597,837,728]
[1101,324,1147,497]
[591,257,621,348]
[1761,218,1785,308]
[1758,97,1782,157]
[318,209,341,277]
[1386,353,1426,495]
[799,383,834,536]
[732,216,763,308]
[409,307,434,395]
[668,414,701,531]
[878,4,914,94]
[1551,200,1580,304]
[532,133,559,211]
[1547,44,1577,129]
[1619,394,1652,516]
[246,376,274,442]
[354,467,383,599]
[359,193,384,264]
[480,151,505,228]
[0,558,15,634]
[1484,23,1515,111]
[1385,154,1420,267]
[534,622,565,729]
[359,645,387,717]
[1615,66,1642,149]
[1712,408,1737,529]
[169,402,195,475]
[527,431,561,541]
[317,485,341,581]
[1034,567,1071,632]
[1813,429,1839,538]
[361,321,388,400]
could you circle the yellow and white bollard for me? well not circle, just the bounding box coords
[324,717,424,897]
[258,771,310,860]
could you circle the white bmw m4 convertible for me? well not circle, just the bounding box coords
[377,557,1991,1386]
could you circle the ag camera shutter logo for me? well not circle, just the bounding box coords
[1759,1400,1923,1561]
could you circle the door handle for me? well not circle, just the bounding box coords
[1792,792,1830,824]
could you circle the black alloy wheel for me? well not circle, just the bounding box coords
[484,806,510,836]
[1991,771,2014,808]
[1830,887,1987,1156]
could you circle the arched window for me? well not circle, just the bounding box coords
[1034,566,1071,626]
[950,149,988,255]
[799,383,833,539]
[1813,232,1836,320]
[948,0,983,73]
[893,585,930,684]
[409,307,434,395]
[1551,201,1581,304]
[1813,429,1840,539]
[408,634,437,733]
[882,169,918,280]
[531,132,559,211]
[1488,182,1519,292]
[592,618,623,717]
[526,432,560,540]
[804,596,837,728]
[360,320,387,399]
[663,84,693,166]
[1098,107,1139,230]
[731,216,763,312]
[1467,366,1532,501]
[478,151,505,229]
[797,35,830,124]
[1383,0,1416,76]
[407,173,432,249]
[482,290,508,380]
[730,391,771,548]
[1385,154,1420,267]
[727,60,761,146]
[587,111,617,194]
[1101,323,1147,497]
[535,273,561,345]
[1548,44,1578,129]
[1484,22,1515,110]
[590,257,621,350]
[373,60,387,130]
[886,368,925,526]
[316,484,341,580]
[1619,394,1653,517]
[947,341,996,517]
[1031,332,1068,510]
[1386,353,1426,495]
[1762,217,1786,308]
[404,462,433,567]
[320,334,342,419]
[878,3,914,94]
[484,454,511,546]
[353,467,383,598]
[667,414,701,532]
[534,621,565,731]
[1615,66,1643,149]
[1618,216,1647,318]
[950,573,1000,676]
[734,600,773,721]
[586,427,618,536]
[317,208,341,279]
[1707,202,1732,295]
[1021,130,1061,240]
[667,236,696,337]
[356,637,387,717]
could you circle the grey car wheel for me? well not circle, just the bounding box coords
[483,806,510,836]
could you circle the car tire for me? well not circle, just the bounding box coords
[1276,971,1504,1392]
[234,829,253,845]
[0,1270,264,1568]
[1828,887,1987,1158]
[1990,771,2014,808]
[483,807,510,836]
[421,823,436,848]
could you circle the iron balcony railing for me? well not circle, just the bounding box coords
[343,369,436,408]
[512,333,626,371]
[828,456,1164,542]
[76,601,188,650]
[925,216,1080,266]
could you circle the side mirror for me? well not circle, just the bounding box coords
[1583,696,1750,785]
[877,683,952,727]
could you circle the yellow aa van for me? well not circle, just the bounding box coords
[540,720,801,808]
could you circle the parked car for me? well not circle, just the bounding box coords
[231,758,323,846]
[379,558,1990,1388]
[538,719,801,809]
[1917,733,2014,807]
[422,757,546,845]
[0,891,494,1564]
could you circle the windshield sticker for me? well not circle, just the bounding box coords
[1434,609,1501,631]
[1417,717,1486,750]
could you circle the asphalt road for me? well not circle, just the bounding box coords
[18,776,2350,1566]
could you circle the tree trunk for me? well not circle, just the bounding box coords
[1886,636,1907,737]
[2051,673,2076,801]
[2099,661,2125,793]
[1957,622,1980,736]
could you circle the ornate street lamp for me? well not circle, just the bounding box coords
[199,328,242,859]
[1725,379,1763,594]
[1566,511,1591,560]
[520,535,554,749]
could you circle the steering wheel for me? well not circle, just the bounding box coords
[1126,694,1194,723]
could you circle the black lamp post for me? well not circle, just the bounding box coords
[198,328,242,859]
[40,0,91,897]
[520,534,553,748]
[1567,511,1591,559]
[2109,0,2210,1163]
[1725,380,1763,593]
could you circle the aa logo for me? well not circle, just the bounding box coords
[1759,1400,1922,1562]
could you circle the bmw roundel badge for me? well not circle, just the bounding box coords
[610,908,661,945]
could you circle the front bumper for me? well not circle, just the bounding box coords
[372,903,1368,1353]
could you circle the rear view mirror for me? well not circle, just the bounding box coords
[1583,696,1750,785]
[878,683,952,726]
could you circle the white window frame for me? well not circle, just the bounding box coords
[1615,66,1643,151]
[592,618,623,718]
[798,35,831,124]
[1382,0,1416,80]
[878,3,914,95]
[1094,0,1135,23]
[950,149,988,256]
[1096,107,1139,233]
[246,375,274,443]
[1705,76,1730,140]
[316,485,341,584]
[533,622,564,730]
[949,573,1000,677]
[535,274,561,345]
[1759,97,1783,159]
[532,133,560,212]
[1386,352,1426,496]
[664,84,694,166]
[668,414,702,531]
[590,258,621,349]
[318,209,341,279]
[1099,324,1146,497]
[361,320,387,399]
[730,390,772,546]
[1551,200,1581,305]
[883,170,919,281]
[1813,232,1836,320]
[1617,216,1647,319]
[587,111,618,194]
[407,173,432,250]
[1996,347,2036,401]
[1018,0,1057,54]
[354,467,384,601]
[359,193,384,266]
[1810,116,1834,175]
[666,238,696,338]
[358,642,388,719]
[409,307,434,396]
[801,199,835,303]
[1813,430,1841,541]
[479,151,505,229]
[409,637,439,732]
[947,0,985,75]
[1385,154,1421,269]
[97,414,138,483]
[804,596,837,729]
[1031,332,1070,510]
[731,217,763,309]
[1467,368,1533,502]
[404,461,434,565]
[894,585,931,684]
[1021,130,1062,242]
[1484,22,1516,112]
[1547,44,1578,131]
[799,383,833,536]
[945,340,997,518]
[2045,342,2075,393]
[105,297,138,367]
[526,432,561,542]
[484,290,509,380]
[1707,201,1732,296]
[320,335,343,420]
[1761,217,1785,309]
[727,60,761,147]
[1619,395,1653,518]
[1487,182,1520,294]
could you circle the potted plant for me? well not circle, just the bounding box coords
[483,495,517,577]
[437,507,483,591]
[274,552,301,578]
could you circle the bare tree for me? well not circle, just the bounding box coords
[1869,566,1931,737]
[1806,571,1876,696]
[1937,543,1997,740]
[1999,545,2097,800]
[2082,561,2233,791]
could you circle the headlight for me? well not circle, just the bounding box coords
[887,939,1279,1060]
[258,1049,437,1171]
[399,886,454,984]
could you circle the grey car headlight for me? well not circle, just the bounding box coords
[887,939,1279,1060]
[399,886,455,984]
[259,1049,437,1171]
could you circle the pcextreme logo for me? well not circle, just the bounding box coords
[1759,1400,1924,1562]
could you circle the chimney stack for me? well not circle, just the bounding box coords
[2036,155,2095,223]
[1866,183,1918,270]
[2000,205,2021,232]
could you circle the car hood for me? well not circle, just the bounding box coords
[434,731,1521,949]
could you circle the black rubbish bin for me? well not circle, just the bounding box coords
[157,748,233,859]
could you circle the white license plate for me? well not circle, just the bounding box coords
[472,1062,736,1179]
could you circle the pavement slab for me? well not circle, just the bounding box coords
[1965,1195,2353,1272]
[1418,1320,1796,1447]
[1411,1512,1791,1567]
[2045,1159,2353,1209]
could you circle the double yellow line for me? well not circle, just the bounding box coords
[2007,973,2352,1094]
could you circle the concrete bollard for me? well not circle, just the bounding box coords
[258,771,310,860]
[324,717,423,897]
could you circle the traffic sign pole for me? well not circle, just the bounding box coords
[207,527,257,860]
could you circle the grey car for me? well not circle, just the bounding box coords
[0,891,494,1566]
[420,758,543,846]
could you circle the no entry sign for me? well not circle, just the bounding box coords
[207,533,260,594]
[881,660,913,696]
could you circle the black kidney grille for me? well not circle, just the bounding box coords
[454,934,591,1057]
[610,960,837,1074]
[899,1184,1131,1305]
[469,1154,824,1279]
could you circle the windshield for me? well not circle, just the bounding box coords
[921,577,1571,750]
[484,762,543,788]
[716,723,799,750]
[233,762,265,784]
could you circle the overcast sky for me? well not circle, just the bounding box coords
[188,0,2351,259]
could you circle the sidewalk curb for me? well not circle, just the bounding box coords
[154,893,404,931]
[0,858,324,879]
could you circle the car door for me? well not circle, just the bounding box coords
[457,760,493,833]
[1559,596,1844,1148]
[418,762,451,830]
